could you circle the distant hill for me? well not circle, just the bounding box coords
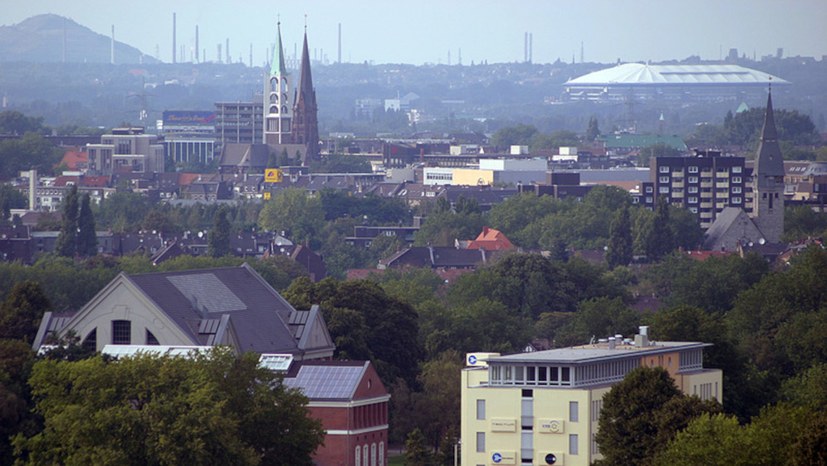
[0,14,159,64]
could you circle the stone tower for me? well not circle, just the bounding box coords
[291,29,320,163]
[752,88,785,243]
[263,21,292,145]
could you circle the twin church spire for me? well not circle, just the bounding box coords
[263,19,319,162]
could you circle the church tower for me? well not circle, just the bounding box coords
[263,21,292,145]
[752,88,785,243]
[291,28,320,162]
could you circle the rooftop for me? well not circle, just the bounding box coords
[484,340,710,365]
[566,63,789,87]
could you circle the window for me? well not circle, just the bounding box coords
[363,445,368,465]
[732,166,742,173]
[659,187,670,194]
[476,432,485,452]
[659,166,670,173]
[371,443,377,466]
[688,186,698,193]
[569,401,579,422]
[732,197,742,204]
[146,329,160,345]
[688,197,698,204]
[659,176,669,183]
[688,176,699,183]
[476,400,486,420]
[645,186,653,193]
[379,442,385,466]
[732,176,742,183]
[732,186,742,193]
[569,434,579,455]
[688,166,699,173]
[112,320,131,345]
[82,328,97,351]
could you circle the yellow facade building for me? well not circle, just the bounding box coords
[461,328,722,466]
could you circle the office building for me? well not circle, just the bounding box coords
[86,127,165,176]
[461,327,722,466]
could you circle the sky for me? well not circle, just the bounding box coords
[4,0,827,66]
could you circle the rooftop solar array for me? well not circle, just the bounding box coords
[167,273,247,313]
[284,365,364,399]
[259,353,294,371]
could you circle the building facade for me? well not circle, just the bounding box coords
[461,328,722,466]
[651,150,749,230]
[215,102,265,146]
[86,127,165,176]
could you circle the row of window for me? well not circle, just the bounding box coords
[80,321,160,348]
[660,165,743,174]
[489,364,572,387]
[354,442,384,466]
[474,432,580,458]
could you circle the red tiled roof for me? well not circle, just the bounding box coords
[467,226,515,251]
[58,150,88,170]
[178,173,202,186]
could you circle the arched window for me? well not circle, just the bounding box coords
[363,445,368,465]
[270,78,278,92]
[146,329,159,345]
[269,94,277,104]
[379,442,385,466]
[371,443,377,466]
[270,105,278,114]
[82,328,97,351]
[355,446,361,466]
[281,105,288,114]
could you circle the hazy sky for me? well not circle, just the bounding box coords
[4,0,827,66]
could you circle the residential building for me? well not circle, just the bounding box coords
[32,264,335,360]
[86,127,165,176]
[461,327,722,466]
[651,150,748,229]
[215,101,265,146]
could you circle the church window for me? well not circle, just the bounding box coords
[270,105,278,114]
[146,329,160,345]
[282,106,288,114]
[82,328,97,350]
[270,78,278,92]
[112,320,131,345]
[270,94,277,104]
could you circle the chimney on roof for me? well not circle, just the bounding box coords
[634,325,650,347]
[608,337,616,350]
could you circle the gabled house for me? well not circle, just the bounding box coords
[466,226,515,251]
[32,264,335,359]
[379,246,502,270]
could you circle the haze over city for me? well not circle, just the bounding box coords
[4,0,827,65]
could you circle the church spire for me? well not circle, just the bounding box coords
[291,29,319,163]
[269,20,287,76]
[754,86,784,184]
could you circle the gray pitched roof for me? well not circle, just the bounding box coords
[283,360,368,401]
[125,263,299,354]
[703,207,763,251]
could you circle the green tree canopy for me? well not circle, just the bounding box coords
[208,207,231,257]
[14,348,325,466]
[606,204,633,269]
[258,188,325,245]
[55,185,79,257]
[76,193,98,257]
[0,281,51,344]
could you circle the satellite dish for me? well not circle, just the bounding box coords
[759,238,766,245]
[197,231,204,238]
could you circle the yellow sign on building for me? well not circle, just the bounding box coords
[265,168,282,183]
[263,191,271,200]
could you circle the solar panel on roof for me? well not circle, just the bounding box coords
[167,273,247,313]
[284,365,364,399]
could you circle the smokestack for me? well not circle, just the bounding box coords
[580,41,584,63]
[635,326,650,347]
[172,13,177,64]
[529,33,533,63]
[524,32,527,62]
[195,25,199,63]
[28,170,36,211]
[110,25,115,64]
[226,38,230,64]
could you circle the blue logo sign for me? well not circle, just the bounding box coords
[468,355,478,365]
[492,452,502,463]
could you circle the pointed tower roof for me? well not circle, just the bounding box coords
[297,31,314,97]
[754,88,785,185]
[269,21,287,76]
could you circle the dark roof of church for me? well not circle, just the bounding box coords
[125,264,299,354]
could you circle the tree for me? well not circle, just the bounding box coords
[0,184,26,220]
[208,207,231,257]
[55,185,79,257]
[0,340,37,464]
[14,348,325,466]
[606,204,633,268]
[0,281,51,343]
[596,366,719,465]
[403,428,434,466]
[490,124,538,149]
[0,110,45,135]
[76,193,97,257]
[586,116,601,141]
[258,188,324,244]
[643,196,674,260]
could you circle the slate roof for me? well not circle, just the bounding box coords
[125,264,300,354]
[219,143,270,169]
[703,207,763,250]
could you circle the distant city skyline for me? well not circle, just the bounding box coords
[3,0,827,66]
